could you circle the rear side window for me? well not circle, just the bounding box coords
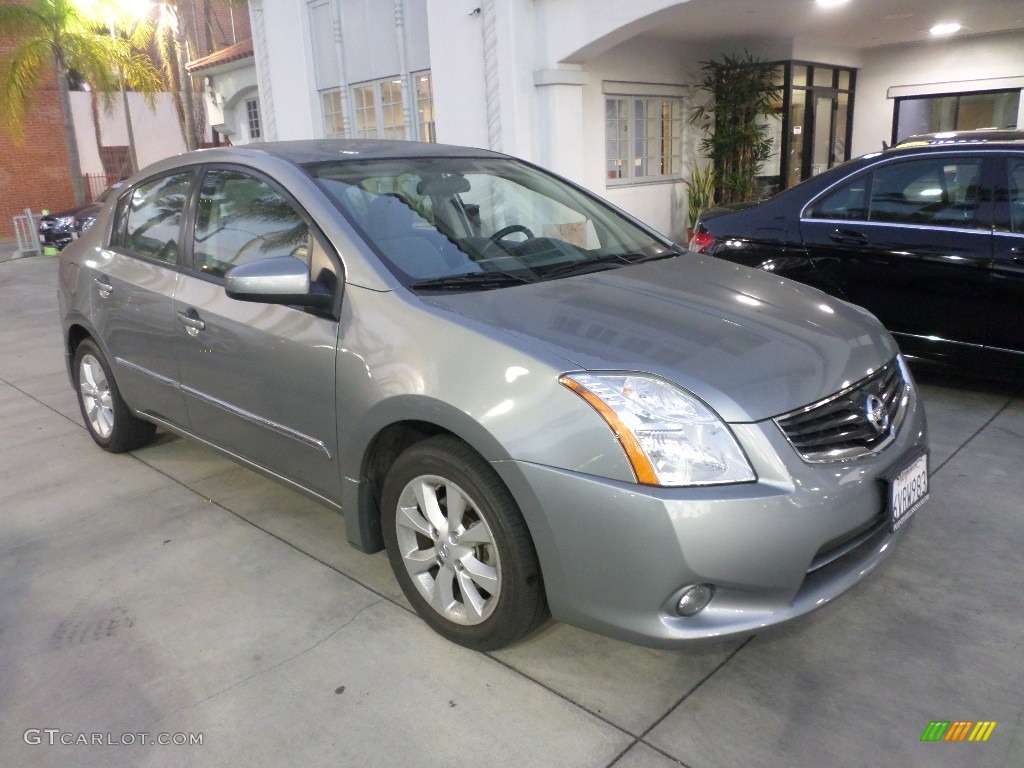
[1009,158,1024,234]
[808,157,984,228]
[193,169,311,279]
[807,176,868,221]
[117,173,193,263]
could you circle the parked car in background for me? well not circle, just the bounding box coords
[690,139,1024,379]
[896,129,1024,147]
[58,140,928,650]
[39,184,121,250]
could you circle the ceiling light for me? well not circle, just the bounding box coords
[816,0,849,7]
[929,22,961,36]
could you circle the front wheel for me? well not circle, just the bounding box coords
[381,436,547,650]
[73,338,156,453]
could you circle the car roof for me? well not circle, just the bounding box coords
[206,139,507,165]
[894,129,1024,148]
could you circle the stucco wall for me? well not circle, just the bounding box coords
[71,92,187,178]
[851,30,1024,156]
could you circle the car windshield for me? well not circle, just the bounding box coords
[307,157,675,289]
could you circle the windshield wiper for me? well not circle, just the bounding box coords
[539,251,676,280]
[409,270,535,291]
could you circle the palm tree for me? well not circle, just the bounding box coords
[150,2,201,151]
[0,0,160,205]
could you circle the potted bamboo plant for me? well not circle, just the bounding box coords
[690,52,782,205]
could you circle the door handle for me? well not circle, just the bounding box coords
[93,277,113,299]
[829,228,868,245]
[176,310,206,336]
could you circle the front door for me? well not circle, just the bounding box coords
[174,167,343,500]
[800,154,994,360]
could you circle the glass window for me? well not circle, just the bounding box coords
[379,80,405,140]
[193,170,311,279]
[245,98,261,140]
[415,72,435,142]
[1009,159,1024,234]
[808,175,869,221]
[867,158,983,227]
[122,173,192,263]
[322,88,346,138]
[788,89,806,188]
[605,96,682,184]
[350,76,416,140]
[310,157,670,286]
[813,67,834,87]
[895,90,1020,143]
[353,84,378,139]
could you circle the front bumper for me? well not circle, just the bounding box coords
[494,378,928,648]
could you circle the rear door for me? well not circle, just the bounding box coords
[91,172,194,428]
[173,165,344,500]
[799,154,994,355]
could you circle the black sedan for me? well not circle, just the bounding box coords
[39,184,121,250]
[690,139,1024,379]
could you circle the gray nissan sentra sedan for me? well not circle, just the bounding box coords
[57,140,929,650]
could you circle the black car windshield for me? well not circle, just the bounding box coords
[307,157,674,289]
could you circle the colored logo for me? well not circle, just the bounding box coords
[921,721,997,742]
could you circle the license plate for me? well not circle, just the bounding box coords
[888,452,928,531]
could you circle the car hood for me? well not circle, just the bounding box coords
[424,254,899,422]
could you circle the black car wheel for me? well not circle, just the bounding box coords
[381,435,547,650]
[73,339,156,452]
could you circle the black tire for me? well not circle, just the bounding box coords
[73,338,156,453]
[381,435,547,651]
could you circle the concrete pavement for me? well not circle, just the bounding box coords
[1,255,1021,767]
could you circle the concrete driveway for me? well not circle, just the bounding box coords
[1,255,1021,767]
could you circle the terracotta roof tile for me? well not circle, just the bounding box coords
[186,38,254,73]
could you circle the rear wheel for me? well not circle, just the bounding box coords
[73,338,156,453]
[381,436,547,650]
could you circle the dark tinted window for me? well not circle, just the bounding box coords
[867,158,983,227]
[193,170,311,279]
[121,173,192,263]
[808,175,869,221]
[1010,159,1024,234]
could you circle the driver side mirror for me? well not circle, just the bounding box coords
[224,255,332,309]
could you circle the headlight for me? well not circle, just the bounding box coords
[560,372,755,486]
[79,216,96,231]
[55,215,76,228]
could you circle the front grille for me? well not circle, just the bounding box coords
[775,358,909,462]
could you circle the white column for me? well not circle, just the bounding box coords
[533,68,589,184]
[248,0,277,140]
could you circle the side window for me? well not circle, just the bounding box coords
[868,158,983,227]
[193,170,311,279]
[807,176,869,221]
[1009,159,1024,234]
[120,173,192,263]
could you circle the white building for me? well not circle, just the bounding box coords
[200,0,1024,243]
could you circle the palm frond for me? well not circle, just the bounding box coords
[0,38,50,141]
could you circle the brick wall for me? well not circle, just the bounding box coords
[184,0,253,58]
[0,10,76,242]
[0,0,250,241]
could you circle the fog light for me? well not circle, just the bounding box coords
[676,584,714,616]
